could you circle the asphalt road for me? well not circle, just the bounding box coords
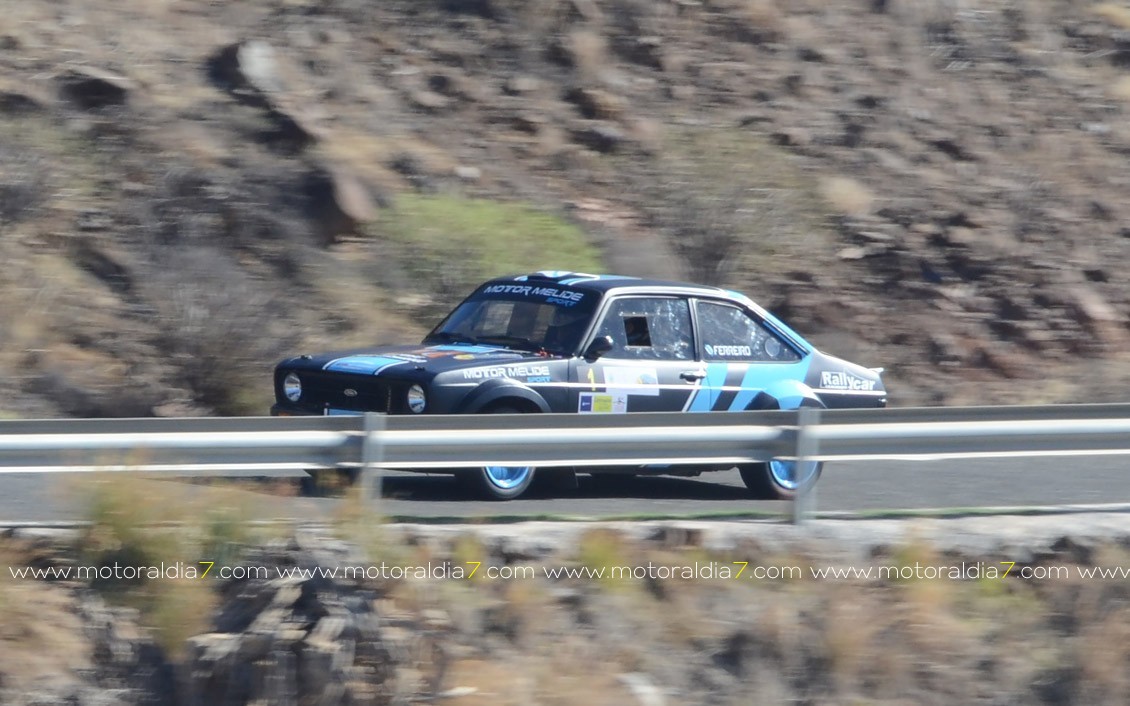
[3,456,1130,523]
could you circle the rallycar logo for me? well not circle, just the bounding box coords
[820,371,877,391]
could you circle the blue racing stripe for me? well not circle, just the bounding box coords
[324,355,412,375]
[687,363,730,412]
[728,358,813,411]
[429,344,503,354]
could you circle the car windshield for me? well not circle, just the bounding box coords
[424,284,598,355]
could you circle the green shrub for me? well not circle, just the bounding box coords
[619,127,831,286]
[369,195,603,314]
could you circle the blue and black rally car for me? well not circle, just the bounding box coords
[272,271,886,499]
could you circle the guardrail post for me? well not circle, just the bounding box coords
[791,406,820,525]
[359,412,386,508]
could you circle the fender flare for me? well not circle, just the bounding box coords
[454,378,551,414]
[749,380,825,411]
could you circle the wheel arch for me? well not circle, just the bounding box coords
[454,379,550,414]
[748,379,824,411]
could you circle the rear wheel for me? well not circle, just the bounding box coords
[469,406,537,500]
[738,460,822,500]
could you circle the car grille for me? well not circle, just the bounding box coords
[283,371,397,413]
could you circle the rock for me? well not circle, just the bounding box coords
[410,89,452,113]
[667,84,695,101]
[928,332,964,366]
[572,122,627,153]
[647,526,704,548]
[208,40,285,101]
[427,70,481,101]
[439,0,497,18]
[56,67,135,110]
[618,672,667,706]
[503,76,542,95]
[304,165,377,245]
[797,45,828,62]
[512,111,548,134]
[1069,287,1126,345]
[770,127,811,147]
[0,88,47,114]
[622,36,666,70]
[564,86,627,120]
[454,165,481,181]
[298,637,351,701]
[568,0,603,21]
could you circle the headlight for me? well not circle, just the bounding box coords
[407,384,426,413]
[283,372,302,402]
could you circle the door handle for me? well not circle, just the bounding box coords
[680,369,707,382]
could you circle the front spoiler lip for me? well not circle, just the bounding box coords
[271,403,319,417]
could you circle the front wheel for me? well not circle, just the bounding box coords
[738,460,822,500]
[467,406,537,500]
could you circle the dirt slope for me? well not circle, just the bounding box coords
[4,0,1130,415]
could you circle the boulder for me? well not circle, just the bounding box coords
[56,67,136,110]
[571,122,627,153]
[564,86,627,120]
[208,40,284,102]
[304,165,377,245]
[1070,286,1127,345]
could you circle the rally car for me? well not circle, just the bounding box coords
[272,271,886,499]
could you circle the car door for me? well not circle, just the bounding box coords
[572,296,698,414]
[685,299,807,412]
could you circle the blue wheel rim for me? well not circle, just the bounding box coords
[768,460,820,491]
[483,466,533,490]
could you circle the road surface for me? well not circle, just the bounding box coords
[1,456,1128,522]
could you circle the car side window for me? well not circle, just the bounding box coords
[696,301,800,362]
[594,297,694,360]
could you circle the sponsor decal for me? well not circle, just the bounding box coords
[481,284,586,307]
[705,344,753,358]
[603,366,660,397]
[324,355,414,375]
[343,388,358,397]
[454,354,476,360]
[463,364,551,381]
[820,370,877,391]
[578,392,628,414]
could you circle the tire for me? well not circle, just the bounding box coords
[738,460,822,500]
[469,406,537,500]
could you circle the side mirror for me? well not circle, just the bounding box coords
[583,335,614,362]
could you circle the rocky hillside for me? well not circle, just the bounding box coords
[4,0,1130,415]
[5,516,1130,705]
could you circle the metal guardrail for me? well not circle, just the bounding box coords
[4,404,1130,521]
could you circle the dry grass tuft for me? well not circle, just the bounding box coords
[1109,75,1130,101]
[741,0,787,35]
[1092,2,1130,29]
[822,593,881,689]
[568,29,608,81]
[71,474,277,659]
[575,527,634,589]
[0,569,93,693]
[821,175,875,218]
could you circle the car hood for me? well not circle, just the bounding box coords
[279,342,554,377]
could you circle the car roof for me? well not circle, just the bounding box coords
[486,271,814,353]
[491,271,733,296]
